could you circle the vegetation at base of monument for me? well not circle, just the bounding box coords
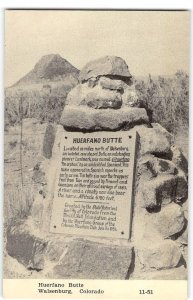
[135,70,189,135]
[5,71,188,136]
[4,120,47,226]
[5,84,71,128]
[5,186,34,226]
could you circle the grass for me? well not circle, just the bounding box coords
[4,119,47,226]
[135,70,189,135]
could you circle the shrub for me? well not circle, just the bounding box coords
[5,71,189,136]
[135,71,189,135]
[5,83,71,126]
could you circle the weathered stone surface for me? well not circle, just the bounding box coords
[132,207,162,244]
[87,77,98,88]
[99,76,124,92]
[151,123,173,140]
[45,238,68,262]
[61,106,95,130]
[132,266,187,280]
[138,123,172,155]
[182,200,188,219]
[177,227,188,245]
[122,87,140,107]
[137,240,182,270]
[141,175,177,209]
[140,172,187,209]
[60,106,149,131]
[43,123,56,159]
[138,155,178,182]
[66,84,122,109]
[79,56,132,82]
[53,240,133,279]
[181,245,188,265]
[140,184,158,209]
[6,223,47,270]
[84,89,122,109]
[138,155,157,181]
[171,145,188,174]
[150,203,186,238]
[153,158,178,175]
[175,172,188,203]
[66,75,140,110]
[65,84,86,106]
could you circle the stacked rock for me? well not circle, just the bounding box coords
[60,56,145,131]
[132,124,188,278]
[6,56,188,280]
[60,56,188,279]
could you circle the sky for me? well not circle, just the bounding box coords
[5,10,190,87]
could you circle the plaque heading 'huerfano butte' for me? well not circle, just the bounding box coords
[50,131,137,239]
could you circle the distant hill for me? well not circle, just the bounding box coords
[12,54,79,87]
[5,54,80,126]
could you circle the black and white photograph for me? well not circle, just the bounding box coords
[3,9,190,299]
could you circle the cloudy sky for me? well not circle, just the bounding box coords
[5,10,190,87]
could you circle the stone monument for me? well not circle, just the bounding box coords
[6,56,188,279]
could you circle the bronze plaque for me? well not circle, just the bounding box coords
[50,131,137,239]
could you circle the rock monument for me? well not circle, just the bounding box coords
[6,56,188,279]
